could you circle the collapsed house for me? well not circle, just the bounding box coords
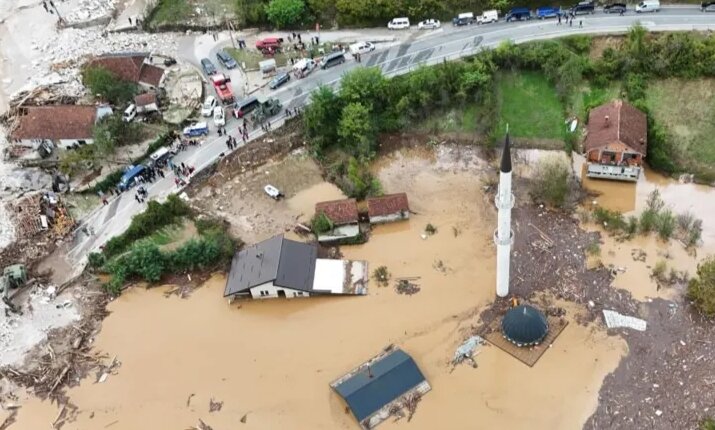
[314,198,360,242]
[331,346,431,429]
[223,235,368,300]
[86,52,166,89]
[9,191,74,240]
[367,193,410,224]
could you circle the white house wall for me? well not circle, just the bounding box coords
[369,211,409,224]
[317,224,360,242]
[249,281,310,299]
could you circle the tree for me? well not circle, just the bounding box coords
[339,67,388,112]
[265,0,305,28]
[530,155,571,208]
[82,66,137,105]
[460,60,493,94]
[304,86,342,154]
[688,256,715,317]
[338,102,374,159]
[58,145,97,176]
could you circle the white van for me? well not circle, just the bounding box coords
[123,104,136,122]
[388,17,410,29]
[636,0,660,12]
[478,10,499,24]
[349,41,375,55]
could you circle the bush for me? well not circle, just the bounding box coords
[625,215,639,237]
[687,256,715,317]
[82,66,137,105]
[425,223,437,235]
[334,157,382,199]
[265,0,305,28]
[530,155,571,208]
[311,212,334,234]
[593,207,627,233]
[586,240,601,256]
[651,260,668,282]
[88,252,106,268]
[639,209,658,234]
[655,209,676,240]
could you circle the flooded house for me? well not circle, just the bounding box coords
[367,193,410,224]
[331,346,431,430]
[314,198,360,242]
[583,100,647,182]
[224,235,368,300]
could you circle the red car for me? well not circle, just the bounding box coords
[255,37,284,54]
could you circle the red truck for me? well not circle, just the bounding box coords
[256,37,283,55]
[211,73,234,104]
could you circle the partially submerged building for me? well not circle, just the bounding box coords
[224,235,368,300]
[584,100,647,182]
[331,346,431,429]
[501,304,549,347]
[314,198,360,242]
[367,193,410,224]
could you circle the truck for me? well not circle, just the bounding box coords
[211,74,234,104]
[251,97,282,123]
[477,9,499,23]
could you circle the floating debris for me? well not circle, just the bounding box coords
[452,335,485,367]
[602,310,647,331]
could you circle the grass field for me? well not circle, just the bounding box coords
[646,78,715,178]
[417,103,492,135]
[225,48,292,70]
[575,83,621,120]
[496,71,564,139]
[147,0,236,28]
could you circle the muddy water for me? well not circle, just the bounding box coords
[287,182,346,220]
[12,149,626,430]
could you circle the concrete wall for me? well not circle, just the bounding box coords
[249,281,310,299]
[369,211,409,224]
[317,224,360,243]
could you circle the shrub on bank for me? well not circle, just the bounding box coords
[687,257,715,317]
[530,155,571,208]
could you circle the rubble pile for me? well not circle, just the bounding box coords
[8,191,75,240]
[59,0,116,25]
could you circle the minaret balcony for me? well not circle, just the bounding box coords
[493,228,514,246]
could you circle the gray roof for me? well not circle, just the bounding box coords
[224,235,317,296]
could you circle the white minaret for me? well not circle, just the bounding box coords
[494,133,514,298]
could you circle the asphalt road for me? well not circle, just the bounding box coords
[67,6,715,266]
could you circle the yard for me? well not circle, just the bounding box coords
[646,78,715,180]
[417,103,492,135]
[147,0,237,28]
[496,71,565,140]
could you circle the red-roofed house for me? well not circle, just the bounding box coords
[315,198,360,242]
[87,53,166,89]
[367,193,410,224]
[583,100,647,182]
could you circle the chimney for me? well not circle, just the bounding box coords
[604,115,610,127]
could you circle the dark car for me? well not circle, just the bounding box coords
[216,50,238,69]
[571,0,595,14]
[702,1,715,11]
[320,52,346,69]
[200,58,217,75]
[452,17,472,26]
[269,72,290,90]
[233,96,260,118]
[604,2,627,12]
[506,7,532,21]
[163,57,177,67]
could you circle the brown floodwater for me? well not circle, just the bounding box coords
[11,148,628,430]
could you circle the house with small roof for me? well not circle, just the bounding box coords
[10,104,113,151]
[314,198,360,242]
[330,346,431,430]
[87,53,166,89]
[583,100,647,182]
[367,193,410,224]
[224,235,368,300]
[134,91,159,113]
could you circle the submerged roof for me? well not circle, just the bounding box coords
[333,349,427,422]
[367,193,409,217]
[584,100,647,155]
[502,305,549,346]
[315,198,359,225]
[224,235,317,296]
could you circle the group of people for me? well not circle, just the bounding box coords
[557,11,587,27]
[134,186,148,204]
[285,107,301,118]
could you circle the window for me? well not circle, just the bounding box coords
[259,290,270,297]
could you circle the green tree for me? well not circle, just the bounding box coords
[265,0,305,28]
[82,66,137,105]
[460,60,493,94]
[531,155,571,208]
[339,67,388,112]
[688,256,715,317]
[304,86,342,154]
[338,102,374,159]
[58,145,97,176]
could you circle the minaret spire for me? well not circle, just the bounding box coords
[494,131,514,298]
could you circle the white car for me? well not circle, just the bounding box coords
[387,17,410,29]
[213,106,225,127]
[201,96,218,117]
[418,19,441,29]
[349,41,375,56]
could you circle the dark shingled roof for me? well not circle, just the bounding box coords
[224,235,317,296]
[500,134,512,173]
[334,349,427,423]
[315,198,358,225]
[584,100,647,155]
[11,105,96,140]
[502,305,549,347]
[367,193,409,218]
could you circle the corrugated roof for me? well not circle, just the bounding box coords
[334,349,427,422]
[584,100,647,155]
[224,235,317,296]
[315,198,358,225]
[11,105,97,140]
[367,193,409,218]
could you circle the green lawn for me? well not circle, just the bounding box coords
[226,47,297,70]
[147,0,192,26]
[417,103,492,135]
[575,83,622,120]
[147,0,237,27]
[496,71,564,139]
[646,78,715,178]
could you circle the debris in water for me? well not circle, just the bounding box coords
[373,266,391,287]
[196,418,213,430]
[209,398,223,413]
[395,278,420,295]
[186,393,195,407]
[240,414,248,423]
[631,249,647,262]
[452,335,485,368]
[424,223,437,236]
[602,310,647,331]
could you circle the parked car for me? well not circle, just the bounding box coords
[216,50,238,69]
[635,0,660,12]
[200,58,217,75]
[122,104,137,122]
[537,6,561,18]
[452,12,475,25]
[477,10,499,23]
[387,17,410,29]
[269,72,291,89]
[233,96,260,118]
[604,2,627,13]
[213,107,225,127]
[349,41,375,56]
[292,58,317,78]
[256,37,283,53]
[320,51,346,69]
[571,0,596,14]
[506,7,532,21]
[201,96,218,117]
[418,19,441,29]
[119,165,147,191]
[183,122,209,137]
[702,1,715,11]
